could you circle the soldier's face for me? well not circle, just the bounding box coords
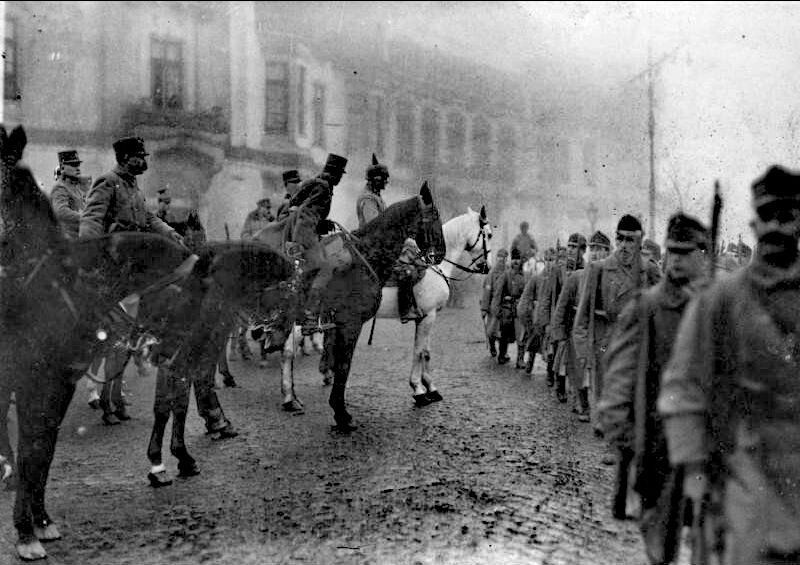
[61,163,81,179]
[589,245,609,261]
[370,175,388,191]
[665,248,705,284]
[616,233,639,266]
[752,202,800,259]
[127,154,148,175]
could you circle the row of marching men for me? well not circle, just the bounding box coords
[481,164,800,565]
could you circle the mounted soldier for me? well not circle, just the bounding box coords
[276,169,302,221]
[287,153,348,335]
[50,150,89,240]
[241,197,275,240]
[356,153,389,228]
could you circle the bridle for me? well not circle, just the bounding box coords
[440,214,492,279]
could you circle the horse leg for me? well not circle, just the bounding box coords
[280,327,304,412]
[194,361,238,439]
[0,383,16,488]
[326,323,360,432]
[409,318,430,406]
[217,342,237,388]
[14,371,76,560]
[418,311,442,403]
[147,368,173,488]
[170,374,199,478]
[319,332,333,386]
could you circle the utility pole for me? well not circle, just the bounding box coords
[647,46,656,240]
[586,201,599,235]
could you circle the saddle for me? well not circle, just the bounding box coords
[252,213,352,271]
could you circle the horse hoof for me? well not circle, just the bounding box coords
[148,471,173,488]
[331,421,357,433]
[223,377,238,388]
[413,393,432,407]
[282,400,304,413]
[34,523,61,542]
[16,534,47,561]
[178,462,201,478]
[113,409,131,421]
[425,390,443,403]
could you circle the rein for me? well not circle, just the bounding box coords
[439,220,492,280]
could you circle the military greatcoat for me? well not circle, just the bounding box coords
[50,177,85,239]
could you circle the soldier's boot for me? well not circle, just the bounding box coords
[488,339,497,358]
[515,348,526,369]
[556,374,568,403]
[497,341,510,365]
[525,351,535,374]
[577,388,590,422]
[301,288,334,336]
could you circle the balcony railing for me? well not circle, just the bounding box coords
[120,100,229,136]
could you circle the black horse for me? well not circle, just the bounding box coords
[255,181,446,431]
[0,124,294,560]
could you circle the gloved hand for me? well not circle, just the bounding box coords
[316,219,336,235]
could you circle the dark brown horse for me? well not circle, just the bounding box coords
[0,124,294,560]
[256,181,445,430]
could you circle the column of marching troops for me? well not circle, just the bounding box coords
[480,166,800,565]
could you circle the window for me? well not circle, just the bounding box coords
[265,62,289,133]
[151,38,183,109]
[4,18,19,101]
[472,116,491,169]
[312,83,325,147]
[446,112,465,164]
[395,100,415,166]
[421,107,439,171]
[296,66,306,136]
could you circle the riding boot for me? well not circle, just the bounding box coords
[546,356,555,387]
[488,339,497,358]
[577,388,590,422]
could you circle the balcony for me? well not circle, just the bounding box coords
[120,100,229,145]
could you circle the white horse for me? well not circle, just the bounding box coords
[272,205,493,411]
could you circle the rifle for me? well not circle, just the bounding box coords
[709,181,722,278]
[224,223,230,241]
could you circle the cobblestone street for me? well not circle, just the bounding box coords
[0,306,667,565]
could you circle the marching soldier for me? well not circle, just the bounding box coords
[550,230,611,419]
[356,154,389,228]
[599,213,709,560]
[518,248,550,373]
[489,248,526,365]
[658,166,800,564]
[481,248,508,357]
[642,238,662,271]
[573,214,661,443]
[547,232,587,403]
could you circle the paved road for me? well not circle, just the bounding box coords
[0,305,680,565]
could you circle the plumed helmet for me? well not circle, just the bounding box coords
[366,153,389,180]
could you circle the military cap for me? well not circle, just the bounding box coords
[496,248,509,258]
[616,214,643,235]
[257,197,272,208]
[752,165,800,209]
[282,170,301,184]
[589,230,611,249]
[665,213,708,252]
[323,153,348,175]
[113,136,148,157]
[642,238,662,260]
[58,150,81,166]
[520,221,529,229]
[156,187,171,204]
[567,232,587,249]
[366,153,389,179]
[510,248,521,261]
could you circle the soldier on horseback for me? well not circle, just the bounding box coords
[288,153,348,335]
[356,153,388,228]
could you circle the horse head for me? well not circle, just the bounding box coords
[0,124,66,273]
[415,181,446,264]
[472,205,493,274]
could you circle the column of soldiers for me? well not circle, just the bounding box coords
[480,164,800,564]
